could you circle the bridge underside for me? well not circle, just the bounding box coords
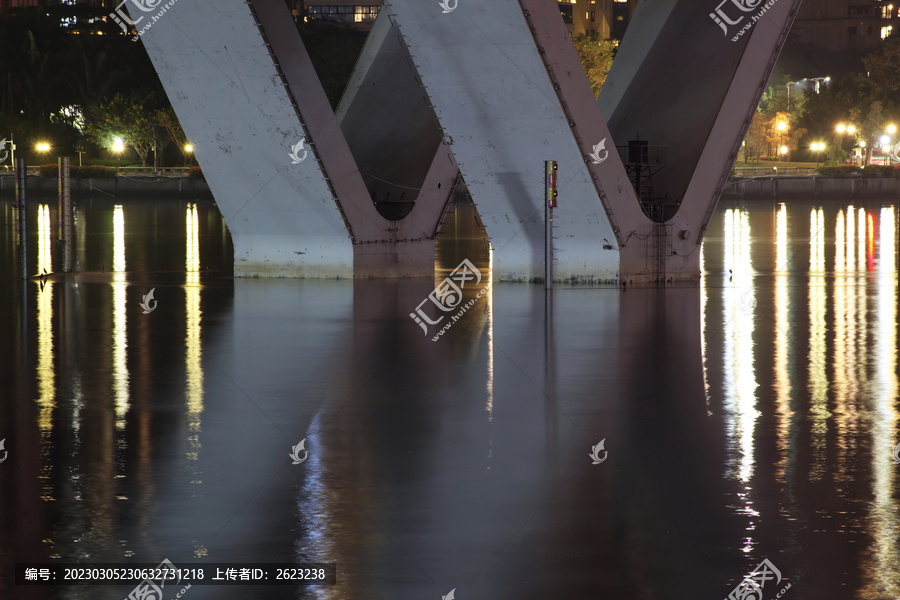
[138,0,800,282]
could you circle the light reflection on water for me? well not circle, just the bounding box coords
[1,196,900,598]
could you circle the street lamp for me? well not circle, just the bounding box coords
[785,81,799,106]
[809,76,830,93]
[36,142,50,153]
[859,140,867,165]
[776,122,788,161]
[112,137,125,172]
[184,143,193,167]
[812,142,826,167]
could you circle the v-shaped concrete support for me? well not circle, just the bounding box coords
[596,0,802,281]
[139,0,453,278]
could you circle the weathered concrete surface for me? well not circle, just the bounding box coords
[385,0,620,282]
[137,0,355,277]
[599,0,803,281]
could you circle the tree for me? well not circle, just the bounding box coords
[572,33,618,97]
[85,94,156,166]
[156,108,190,165]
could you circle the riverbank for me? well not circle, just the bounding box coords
[0,173,212,198]
[722,175,900,200]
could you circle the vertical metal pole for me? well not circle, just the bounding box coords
[544,161,557,289]
[61,157,72,272]
[16,157,26,280]
[545,162,551,289]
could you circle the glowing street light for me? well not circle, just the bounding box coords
[36,142,51,153]
[848,125,857,134]
[812,142,826,167]
[112,137,125,153]
[184,144,192,153]
[837,124,846,133]
[888,124,897,134]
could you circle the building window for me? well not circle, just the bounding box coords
[558,4,573,24]
[307,4,379,24]
[881,5,894,19]
[883,25,894,38]
[848,5,870,15]
[848,26,857,36]
[354,5,378,22]
[590,10,595,22]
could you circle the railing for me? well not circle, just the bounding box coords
[733,167,818,177]
[0,166,195,177]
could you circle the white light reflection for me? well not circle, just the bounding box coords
[860,206,900,598]
[36,205,56,433]
[809,208,828,481]
[774,204,793,483]
[722,208,759,553]
[112,205,129,427]
[185,204,204,495]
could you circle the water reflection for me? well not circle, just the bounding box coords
[3,197,900,598]
[862,206,900,599]
[721,208,759,555]
[112,205,129,427]
[773,204,793,484]
[185,203,204,503]
[809,207,827,481]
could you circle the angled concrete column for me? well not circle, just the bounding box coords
[385,0,621,283]
[599,0,802,281]
[139,0,445,278]
[138,0,353,277]
[335,11,459,276]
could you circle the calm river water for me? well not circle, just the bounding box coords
[1,192,899,600]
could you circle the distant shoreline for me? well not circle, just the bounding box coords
[0,173,212,199]
[723,175,900,200]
